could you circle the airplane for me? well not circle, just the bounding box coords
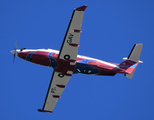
[11,5,143,113]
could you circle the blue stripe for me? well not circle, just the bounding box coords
[119,64,137,68]
[74,59,100,74]
[130,64,137,68]
[26,51,35,61]
[48,52,58,68]
[77,59,91,64]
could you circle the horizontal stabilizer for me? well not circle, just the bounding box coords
[125,67,136,79]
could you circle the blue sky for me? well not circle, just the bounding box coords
[0,0,154,120]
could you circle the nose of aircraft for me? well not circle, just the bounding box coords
[11,50,16,54]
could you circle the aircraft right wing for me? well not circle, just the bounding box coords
[58,5,87,61]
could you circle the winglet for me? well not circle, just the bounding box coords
[75,5,87,11]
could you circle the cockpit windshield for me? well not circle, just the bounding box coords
[20,48,26,51]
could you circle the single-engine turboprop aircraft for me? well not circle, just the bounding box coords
[11,5,143,113]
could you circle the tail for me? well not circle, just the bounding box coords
[118,44,143,79]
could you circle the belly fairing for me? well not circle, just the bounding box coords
[74,60,100,74]
[74,59,116,76]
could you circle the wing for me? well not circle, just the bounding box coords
[38,5,87,113]
[58,5,87,61]
[38,71,71,113]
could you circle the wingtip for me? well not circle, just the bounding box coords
[75,5,88,11]
[38,109,53,113]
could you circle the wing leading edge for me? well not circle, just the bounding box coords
[38,5,87,113]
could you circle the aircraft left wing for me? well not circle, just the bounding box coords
[38,71,71,113]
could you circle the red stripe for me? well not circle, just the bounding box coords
[73,29,82,33]
[75,5,87,11]
[69,43,79,47]
[56,85,66,88]
[53,95,61,98]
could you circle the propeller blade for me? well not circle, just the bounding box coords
[13,54,15,63]
[14,41,17,51]
[13,41,17,63]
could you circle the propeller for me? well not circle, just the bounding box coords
[13,41,17,63]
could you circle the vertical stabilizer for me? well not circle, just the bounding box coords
[120,44,143,79]
[125,44,143,79]
[127,44,143,62]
